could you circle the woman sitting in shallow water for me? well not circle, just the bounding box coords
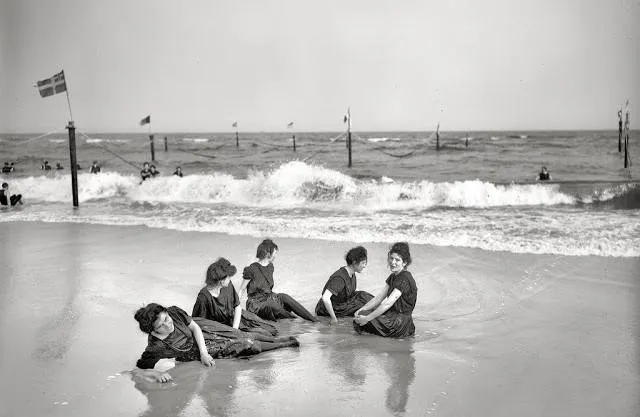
[315,246,374,323]
[239,239,318,322]
[353,242,417,338]
[133,303,299,383]
[192,258,278,336]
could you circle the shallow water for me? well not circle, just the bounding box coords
[0,222,637,417]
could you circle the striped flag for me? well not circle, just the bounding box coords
[232,121,238,128]
[140,115,151,126]
[287,121,294,128]
[36,71,67,98]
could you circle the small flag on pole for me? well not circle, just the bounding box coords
[232,121,238,128]
[343,115,348,123]
[287,121,294,128]
[36,71,67,98]
[140,115,151,126]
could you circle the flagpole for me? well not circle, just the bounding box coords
[235,123,239,148]
[288,122,296,152]
[36,70,78,207]
[347,108,352,168]
[148,122,155,162]
[62,70,74,122]
[62,70,79,207]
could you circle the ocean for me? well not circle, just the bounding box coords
[1,129,639,257]
[1,129,639,417]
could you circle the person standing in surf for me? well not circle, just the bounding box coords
[353,242,417,338]
[239,239,319,322]
[140,162,152,182]
[315,246,374,324]
[537,166,551,181]
[192,257,278,336]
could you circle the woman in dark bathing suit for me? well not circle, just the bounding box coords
[315,246,374,323]
[239,239,318,322]
[353,242,417,338]
[132,303,298,383]
[192,257,278,336]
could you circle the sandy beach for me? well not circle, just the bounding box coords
[0,221,638,417]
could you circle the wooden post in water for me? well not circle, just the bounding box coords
[149,134,155,161]
[292,134,296,152]
[618,109,623,153]
[346,108,352,168]
[164,136,168,152]
[465,132,469,148]
[67,121,79,207]
[624,102,630,168]
[624,136,629,168]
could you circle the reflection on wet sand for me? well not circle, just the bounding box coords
[240,356,278,391]
[384,344,416,416]
[327,336,367,386]
[321,327,416,416]
[132,358,264,417]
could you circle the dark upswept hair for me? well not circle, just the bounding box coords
[388,242,412,267]
[345,246,367,265]
[134,303,167,334]
[206,257,237,285]
[256,239,278,260]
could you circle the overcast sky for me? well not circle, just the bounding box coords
[1,0,638,133]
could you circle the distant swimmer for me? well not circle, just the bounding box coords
[537,166,552,181]
[90,161,101,174]
[0,182,23,207]
[150,165,160,178]
[55,162,64,170]
[2,162,14,174]
[140,162,152,181]
[41,160,52,171]
[173,166,183,177]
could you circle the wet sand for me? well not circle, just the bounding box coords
[0,221,638,417]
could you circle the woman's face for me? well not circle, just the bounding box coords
[268,249,278,263]
[388,253,407,273]
[221,276,232,287]
[353,259,367,273]
[152,311,174,336]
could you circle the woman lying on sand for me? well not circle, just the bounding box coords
[353,242,417,338]
[192,257,278,336]
[315,246,374,323]
[133,303,299,383]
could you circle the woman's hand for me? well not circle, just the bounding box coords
[155,372,173,383]
[353,313,369,325]
[200,353,215,367]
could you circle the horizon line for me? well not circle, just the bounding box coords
[2,127,635,136]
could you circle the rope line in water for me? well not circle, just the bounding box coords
[7,127,66,145]
[353,129,439,159]
[174,144,227,159]
[329,132,346,142]
[78,131,141,172]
